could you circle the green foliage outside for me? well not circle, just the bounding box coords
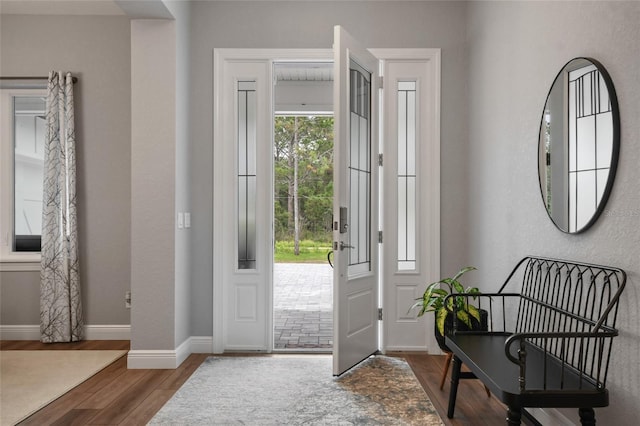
[274,116,333,263]
[274,240,333,263]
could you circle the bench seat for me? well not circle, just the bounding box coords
[446,333,608,409]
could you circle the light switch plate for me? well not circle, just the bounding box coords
[185,212,191,228]
[177,212,184,229]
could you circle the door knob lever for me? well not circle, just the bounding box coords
[339,241,355,251]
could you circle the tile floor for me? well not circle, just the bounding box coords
[273,263,333,351]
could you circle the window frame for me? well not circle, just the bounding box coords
[0,88,46,268]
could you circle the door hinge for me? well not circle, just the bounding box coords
[378,153,383,166]
[378,76,383,90]
[378,230,383,243]
[378,308,383,321]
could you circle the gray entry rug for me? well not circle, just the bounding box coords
[149,355,443,425]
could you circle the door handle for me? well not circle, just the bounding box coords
[339,241,355,251]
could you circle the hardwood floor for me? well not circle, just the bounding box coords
[2,341,513,425]
[403,353,514,426]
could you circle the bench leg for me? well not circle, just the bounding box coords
[439,352,453,390]
[579,408,595,426]
[446,355,462,418]
[506,406,522,425]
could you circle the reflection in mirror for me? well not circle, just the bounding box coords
[538,58,619,233]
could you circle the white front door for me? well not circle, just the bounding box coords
[332,26,380,375]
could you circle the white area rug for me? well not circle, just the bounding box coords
[150,355,443,425]
[0,350,127,425]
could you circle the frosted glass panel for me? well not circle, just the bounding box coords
[358,155,368,264]
[238,81,257,269]
[398,261,416,271]
[397,82,417,271]
[348,62,371,272]
[397,91,407,176]
[406,90,416,175]
[350,112,359,169]
[349,167,358,266]
[406,177,416,260]
[359,116,368,175]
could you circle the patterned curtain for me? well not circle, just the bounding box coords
[40,71,83,342]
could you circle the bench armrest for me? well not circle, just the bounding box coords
[504,330,618,391]
[504,330,619,364]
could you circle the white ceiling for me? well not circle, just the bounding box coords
[275,62,333,82]
[0,0,125,15]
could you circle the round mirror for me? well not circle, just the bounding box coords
[538,58,620,233]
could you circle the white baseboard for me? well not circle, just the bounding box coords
[189,336,214,353]
[0,325,39,340]
[84,325,131,340]
[0,324,131,341]
[127,336,209,369]
[127,349,180,369]
[1,328,213,369]
[175,338,192,366]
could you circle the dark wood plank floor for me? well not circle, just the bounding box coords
[2,341,512,425]
[403,353,514,426]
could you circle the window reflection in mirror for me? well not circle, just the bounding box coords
[538,58,619,234]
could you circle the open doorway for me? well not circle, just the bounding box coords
[272,62,334,352]
[213,47,441,356]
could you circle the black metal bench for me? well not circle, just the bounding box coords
[444,256,626,425]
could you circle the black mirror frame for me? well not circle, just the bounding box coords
[538,57,621,234]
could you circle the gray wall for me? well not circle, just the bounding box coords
[188,0,470,336]
[128,1,193,351]
[465,1,640,422]
[130,18,177,350]
[0,15,132,327]
[167,0,193,348]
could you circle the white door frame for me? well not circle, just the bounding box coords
[212,47,441,354]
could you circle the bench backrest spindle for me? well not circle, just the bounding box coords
[499,257,626,390]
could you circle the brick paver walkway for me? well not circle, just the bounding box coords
[273,263,333,351]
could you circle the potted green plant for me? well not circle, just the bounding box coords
[410,266,484,352]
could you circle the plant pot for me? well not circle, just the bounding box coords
[435,309,488,353]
